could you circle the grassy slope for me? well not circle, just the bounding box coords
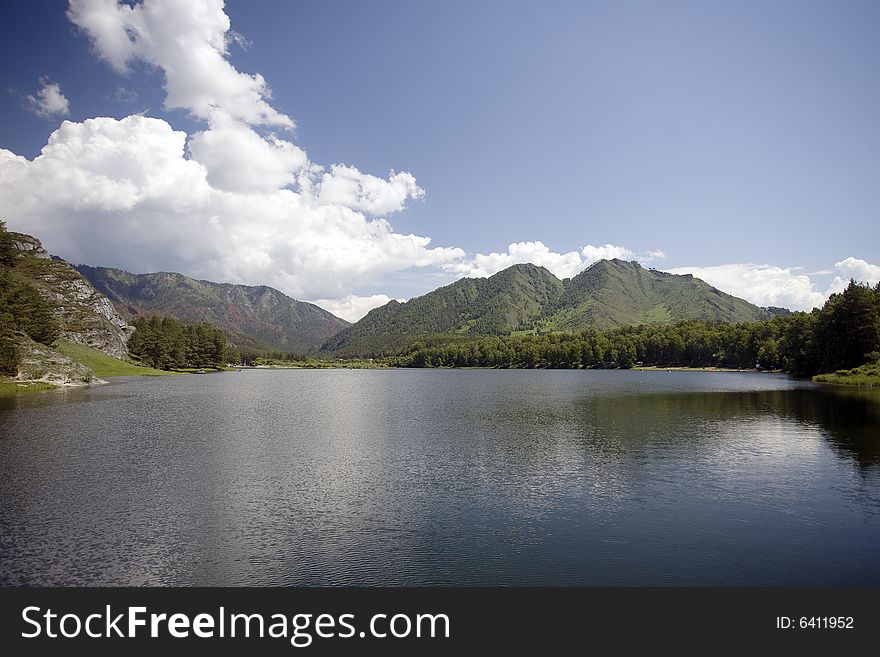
[0,380,57,395]
[545,259,769,331]
[54,339,175,377]
[813,362,880,386]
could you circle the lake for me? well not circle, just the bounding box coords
[1,369,878,586]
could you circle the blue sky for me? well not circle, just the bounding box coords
[1,0,878,319]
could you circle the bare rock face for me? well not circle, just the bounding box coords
[11,235,51,259]
[16,336,102,386]
[11,234,134,359]
[43,272,135,359]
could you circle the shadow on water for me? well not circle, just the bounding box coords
[562,386,880,471]
[781,387,880,469]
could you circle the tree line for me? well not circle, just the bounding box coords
[393,280,880,376]
[0,221,61,375]
[127,316,237,370]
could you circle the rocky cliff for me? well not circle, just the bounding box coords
[10,233,133,359]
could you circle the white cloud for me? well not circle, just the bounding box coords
[67,0,291,128]
[668,258,880,312]
[668,264,827,311]
[187,118,309,193]
[25,77,70,119]
[580,243,634,266]
[826,257,880,296]
[0,116,462,301]
[833,257,880,282]
[316,165,425,216]
[450,241,585,279]
[0,0,464,312]
[311,294,405,323]
[448,241,664,279]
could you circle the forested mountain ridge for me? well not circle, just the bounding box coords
[545,259,774,330]
[320,263,564,355]
[322,259,780,357]
[76,266,350,353]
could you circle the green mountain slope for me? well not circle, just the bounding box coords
[545,259,772,331]
[323,259,778,357]
[321,263,564,355]
[76,266,349,353]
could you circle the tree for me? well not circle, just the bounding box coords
[814,280,880,371]
[0,312,17,375]
[128,316,229,369]
[757,338,779,370]
[0,221,14,268]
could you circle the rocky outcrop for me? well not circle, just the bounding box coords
[10,234,134,359]
[43,270,134,359]
[11,234,51,259]
[15,335,102,386]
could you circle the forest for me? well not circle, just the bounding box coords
[127,316,237,370]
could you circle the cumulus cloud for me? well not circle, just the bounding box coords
[67,0,308,194]
[311,294,405,323]
[826,257,880,295]
[25,77,70,119]
[316,165,425,216]
[449,241,664,279]
[668,258,880,312]
[580,243,634,266]
[0,0,458,310]
[668,264,828,311]
[0,115,462,301]
[187,118,309,193]
[67,0,290,128]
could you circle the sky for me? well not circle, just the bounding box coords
[1,0,878,321]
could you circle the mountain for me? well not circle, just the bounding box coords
[323,259,779,356]
[320,263,564,355]
[544,258,771,330]
[75,266,350,353]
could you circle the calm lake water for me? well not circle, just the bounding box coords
[1,369,878,586]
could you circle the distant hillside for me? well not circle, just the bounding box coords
[323,259,780,357]
[76,266,349,353]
